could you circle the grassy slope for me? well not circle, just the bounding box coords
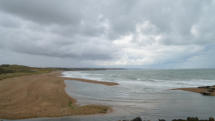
[0,64,56,80]
[0,64,124,80]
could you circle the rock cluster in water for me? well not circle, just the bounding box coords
[198,86,215,96]
[119,117,215,121]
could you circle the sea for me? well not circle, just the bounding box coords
[12,69,215,121]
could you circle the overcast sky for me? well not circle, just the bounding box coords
[0,0,215,68]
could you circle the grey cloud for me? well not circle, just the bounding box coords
[0,0,83,25]
[0,0,215,67]
[174,44,215,68]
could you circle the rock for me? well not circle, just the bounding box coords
[198,86,210,89]
[187,117,199,121]
[120,117,214,121]
[208,89,214,92]
[118,117,142,121]
[201,92,211,96]
[172,119,186,121]
[131,117,142,121]
[209,87,215,90]
[159,119,166,121]
[209,117,215,121]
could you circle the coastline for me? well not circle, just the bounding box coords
[173,85,215,96]
[1,69,214,120]
[61,72,119,86]
[0,71,117,119]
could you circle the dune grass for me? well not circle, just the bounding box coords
[0,64,56,80]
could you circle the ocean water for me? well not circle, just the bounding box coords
[63,69,215,121]
[63,69,215,89]
[9,69,215,121]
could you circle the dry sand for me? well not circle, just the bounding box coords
[0,71,118,119]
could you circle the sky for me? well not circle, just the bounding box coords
[0,0,215,68]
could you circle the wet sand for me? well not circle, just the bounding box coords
[173,85,215,96]
[0,71,117,119]
[62,76,118,86]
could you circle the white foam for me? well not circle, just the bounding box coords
[62,71,215,90]
[62,71,105,82]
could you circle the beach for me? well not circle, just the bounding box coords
[0,71,116,119]
[1,69,215,121]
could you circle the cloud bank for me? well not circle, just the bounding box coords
[0,0,214,68]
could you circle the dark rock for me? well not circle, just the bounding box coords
[208,89,214,92]
[187,117,199,121]
[209,87,215,90]
[120,117,214,121]
[209,117,215,121]
[131,117,142,121]
[201,92,211,96]
[198,86,210,89]
[172,119,186,121]
[119,117,142,121]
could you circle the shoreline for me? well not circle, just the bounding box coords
[1,69,214,120]
[0,71,116,120]
[61,72,119,86]
[173,85,215,96]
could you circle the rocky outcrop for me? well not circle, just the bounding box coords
[118,117,142,121]
[119,117,215,121]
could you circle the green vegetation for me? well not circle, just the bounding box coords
[0,64,124,80]
[0,64,56,80]
[68,101,75,109]
[68,101,73,107]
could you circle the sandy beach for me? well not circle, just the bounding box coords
[0,71,117,119]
